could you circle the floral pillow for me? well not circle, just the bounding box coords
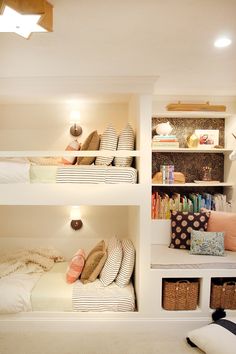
[190,230,225,256]
[169,211,210,250]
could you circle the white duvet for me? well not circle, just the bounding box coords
[0,273,41,313]
[0,158,30,183]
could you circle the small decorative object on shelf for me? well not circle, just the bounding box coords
[201,166,212,181]
[166,101,226,112]
[152,171,185,184]
[155,121,173,135]
[195,129,219,148]
[186,132,199,148]
[160,165,174,184]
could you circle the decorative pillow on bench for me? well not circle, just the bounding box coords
[169,211,210,250]
[190,230,225,256]
[207,211,236,251]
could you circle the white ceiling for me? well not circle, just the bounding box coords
[0,0,236,99]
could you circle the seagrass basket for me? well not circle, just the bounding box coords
[210,280,236,309]
[163,279,199,310]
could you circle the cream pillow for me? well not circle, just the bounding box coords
[114,124,135,167]
[95,124,118,166]
[100,237,123,287]
[80,241,107,284]
[115,239,135,287]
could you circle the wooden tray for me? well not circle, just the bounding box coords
[166,101,226,112]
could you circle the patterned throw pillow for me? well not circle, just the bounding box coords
[61,139,80,165]
[80,241,107,284]
[95,124,118,166]
[100,237,123,286]
[190,230,225,256]
[114,124,135,167]
[169,211,210,250]
[77,130,100,165]
[66,249,85,284]
[115,239,135,287]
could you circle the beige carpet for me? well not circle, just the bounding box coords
[0,330,203,354]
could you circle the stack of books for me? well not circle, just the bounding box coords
[152,135,179,149]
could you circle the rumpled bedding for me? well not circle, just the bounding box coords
[0,248,64,314]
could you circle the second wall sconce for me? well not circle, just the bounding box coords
[70,111,82,137]
[70,206,83,230]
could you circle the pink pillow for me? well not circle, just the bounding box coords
[207,211,236,251]
[61,139,80,165]
[66,249,85,283]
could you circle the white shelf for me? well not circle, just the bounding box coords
[153,111,232,118]
[152,182,233,187]
[152,148,232,153]
[0,150,140,157]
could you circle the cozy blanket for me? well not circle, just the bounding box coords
[0,248,64,278]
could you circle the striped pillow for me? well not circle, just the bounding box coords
[100,237,123,287]
[95,124,118,166]
[61,139,80,165]
[116,239,135,287]
[114,124,135,167]
[66,249,85,284]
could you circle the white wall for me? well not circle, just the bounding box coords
[0,205,138,259]
[0,102,129,150]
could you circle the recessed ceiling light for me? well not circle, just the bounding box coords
[214,37,232,48]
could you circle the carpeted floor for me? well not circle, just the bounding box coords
[0,330,203,354]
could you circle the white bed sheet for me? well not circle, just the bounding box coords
[0,159,30,183]
[32,262,136,312]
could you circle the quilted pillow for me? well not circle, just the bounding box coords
[77,130,100,165]
[115,239,135,287]
[114,124,135,167]
[61,139,80,165]
[169,211,210,250]
[66,249,85,284]
[207,211,236,251]
[190,230,225,256]
[100,237,123,286]
[95,124,118,166]
[80,240,107,284]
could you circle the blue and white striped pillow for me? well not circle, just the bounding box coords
[95,124,118,166]
[116,239,135,287]
[114,124,135,167]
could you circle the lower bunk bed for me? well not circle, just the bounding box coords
[0,240,136,315]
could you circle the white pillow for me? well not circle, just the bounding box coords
[115,239,135,287]
[114,124,135,167]
[95,124,118,166]
[187,318,236,354]
[100,237,122,286]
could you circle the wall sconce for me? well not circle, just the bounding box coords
[70,111,82,137]
[70,206,83,231]
[0,0,53,39]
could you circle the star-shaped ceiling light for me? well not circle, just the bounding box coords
[0,0,53,39]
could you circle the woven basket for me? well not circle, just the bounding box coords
[210,281,236,309]
[163,279,199,310]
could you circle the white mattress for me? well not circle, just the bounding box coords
[30,165,137,184]
[31,262,136,312]
[151,244,236,269]
[31,262,73,311]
